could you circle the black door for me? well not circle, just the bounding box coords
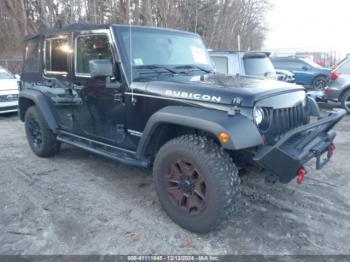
[72,32,126,146]
[43,34,76,131]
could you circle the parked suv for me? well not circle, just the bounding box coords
[323,56,350,113]
[19,24,345,233]
[0,66,19,114]
[210,51,278,80]
[271,56,331,90]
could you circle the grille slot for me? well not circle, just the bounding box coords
[259,103,305,144]
[0,94,18,102]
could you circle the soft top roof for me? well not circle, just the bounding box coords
[24,23,199,41]
[24,23,110,41]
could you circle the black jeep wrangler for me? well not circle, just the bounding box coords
[19,24,345,233]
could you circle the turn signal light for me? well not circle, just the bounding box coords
[297,167,307,185]
[218,133,230,143]
[329,144,336,154]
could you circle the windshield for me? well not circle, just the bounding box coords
[243,56,276,77]
[113,26,213,82]
[0,69,15,80]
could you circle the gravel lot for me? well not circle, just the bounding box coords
[0,105,350,255]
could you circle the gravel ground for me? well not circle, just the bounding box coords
[0,105,349,255]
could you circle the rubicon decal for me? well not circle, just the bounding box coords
[165,90,222,102]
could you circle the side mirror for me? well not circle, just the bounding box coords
[15,74,20,81]
[302,65,309,71]
[89,59,113,78]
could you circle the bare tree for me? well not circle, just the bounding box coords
[0,0,269,55]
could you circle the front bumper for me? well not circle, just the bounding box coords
[254,109,346,183]
[0,101,18,114]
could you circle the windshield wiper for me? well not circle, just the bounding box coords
[133,64,178,74]
[173,65,213,74]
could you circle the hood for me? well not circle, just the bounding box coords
[136,74,305,107]
[316,67,332,74]
[276,69,294,76]
[0,79,18,92]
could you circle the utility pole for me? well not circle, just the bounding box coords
[237,35,241,51]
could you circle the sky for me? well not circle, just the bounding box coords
[264,0,350,54]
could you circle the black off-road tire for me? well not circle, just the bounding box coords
[341,90,350,114]
[25,106,61,157]
[153,135,240,233]
[312,75,328,90]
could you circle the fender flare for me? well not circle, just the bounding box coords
[136,106,262,158]
[19,89,59,131]
[339,85,350,100]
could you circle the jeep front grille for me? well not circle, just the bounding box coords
[259,103,305,144]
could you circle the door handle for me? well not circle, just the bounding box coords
[114,93,123,102]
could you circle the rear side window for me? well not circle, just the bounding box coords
[75,34,112,76]
[337,59,350,74]
[289,61,305,69]
[45,36,70,74]
[23,39,40,73]
[244,57,275,77]
[211,56,228,75]
[272,60,302,69]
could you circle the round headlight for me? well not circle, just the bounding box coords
[253,108,264,125]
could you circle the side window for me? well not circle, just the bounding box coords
[75,34,112,76]
[271,61,284,69]
[280,61,303,70]
[295,61,307,69]
[211,56,228,75]
[23,39,40,73]
[45,36,70,74]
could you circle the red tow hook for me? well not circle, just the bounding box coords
[297,167,307,185]
[329,144,336,155]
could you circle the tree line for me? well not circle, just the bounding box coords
[0,0,269,55]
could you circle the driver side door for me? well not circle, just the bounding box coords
[72,31,126,146]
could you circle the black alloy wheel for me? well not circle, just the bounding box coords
[166,159,207,215]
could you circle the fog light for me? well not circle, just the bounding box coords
[296,167,307,185]
[304,115,311,124]
[218,133,230,143]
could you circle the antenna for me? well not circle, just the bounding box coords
[129,1,134,105]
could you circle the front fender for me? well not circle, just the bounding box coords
[19,89,59,131]
[136,106,262,158]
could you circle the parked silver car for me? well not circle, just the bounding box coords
[323,57,350,113]
[0,67,19,114]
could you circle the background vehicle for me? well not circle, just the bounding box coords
[271,56,331,90]
[323,56,350,113]
[275,69,295,83]
[0,66,19,114]
[210,51,278,80]
[19,24,345,233]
